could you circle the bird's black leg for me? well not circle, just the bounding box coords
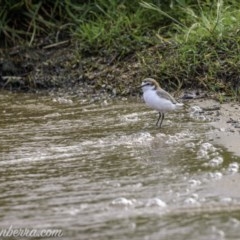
[159,113,164,128]
[156,112,162,126]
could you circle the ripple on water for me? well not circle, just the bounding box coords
[1,95,240,240]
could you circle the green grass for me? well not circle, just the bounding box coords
[0,0,83,46]
[1,0,240,98]
[74,1,167,58]
[137,0,240,99]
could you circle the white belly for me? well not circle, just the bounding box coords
[143,90,175,113]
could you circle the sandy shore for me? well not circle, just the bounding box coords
[189,98,240,157]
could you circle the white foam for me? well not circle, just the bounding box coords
[211,226,225,239]
[121,113,140,122]
[208,172,223,180]
[184,197,199,205]
[185,142,195,148]
[165,130,194,145]
[189,105,206,120]
[190,105,203,114]
[205,156,224,167]
[145,198,167,207]
[227,162,239,173]
[188,179,201,187]
[220,197,232,203]
[197,142,217,160]
[111,197,135,207]
[165,135,179,144]
[200,142,216,152]
[229,218,240,227]
[52,97,73,104]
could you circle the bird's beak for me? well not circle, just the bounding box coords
[139,83,148,88]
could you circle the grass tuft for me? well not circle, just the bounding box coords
[1,0,240,98]
[137,0,240,99]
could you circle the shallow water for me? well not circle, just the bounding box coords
[0,91,240,240]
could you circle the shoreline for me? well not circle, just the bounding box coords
[0,87,239,156]
[189,98,240,157]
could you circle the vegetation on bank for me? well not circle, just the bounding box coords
[0,0,240,100]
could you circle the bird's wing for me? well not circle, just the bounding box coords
[156,89,177,104]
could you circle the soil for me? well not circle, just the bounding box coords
[0,41,142,97]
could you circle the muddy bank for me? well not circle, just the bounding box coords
[188,98,240,157]
[0,42,143,96]
[3,41,235,98]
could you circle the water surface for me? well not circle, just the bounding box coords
[0,92,240,240]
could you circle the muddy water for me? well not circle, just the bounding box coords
[0,92,240,240]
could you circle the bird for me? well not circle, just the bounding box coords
[140,78,183,127]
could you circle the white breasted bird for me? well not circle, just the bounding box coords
[140,78,183,127]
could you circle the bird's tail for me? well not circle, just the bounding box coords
[175,103,184,109]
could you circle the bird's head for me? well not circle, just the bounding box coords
[140,78,160,92]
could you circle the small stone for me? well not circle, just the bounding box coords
[227,118,239,124]
[202,105,220,111]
